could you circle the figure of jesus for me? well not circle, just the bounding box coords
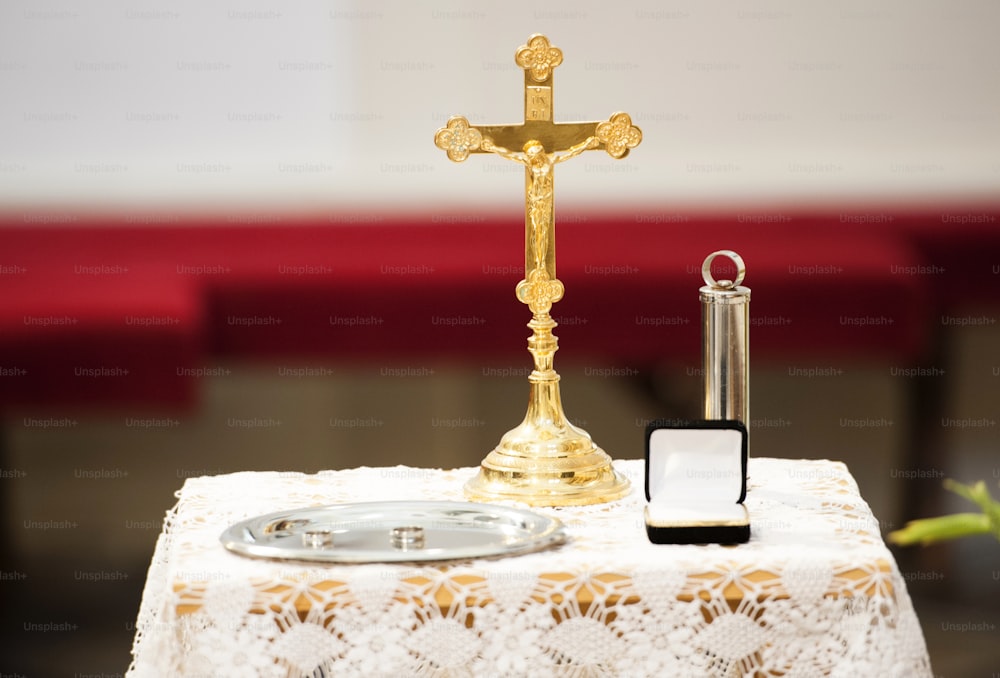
[480,136,598,275]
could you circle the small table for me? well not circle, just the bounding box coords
[127,458,932,677]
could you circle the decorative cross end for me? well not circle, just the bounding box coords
[596,112,643,159]
[515,34,563,83]
[434,116,482,163]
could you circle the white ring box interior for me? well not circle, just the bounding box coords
[644,421,750,544]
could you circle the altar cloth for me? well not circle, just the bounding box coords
[127,458,931,677]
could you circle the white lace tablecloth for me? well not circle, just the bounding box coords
[126,458,931,677]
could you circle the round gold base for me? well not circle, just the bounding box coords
[464,424,631,507]
[464,463,631,507]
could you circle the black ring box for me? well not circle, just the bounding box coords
[644,419,750,545]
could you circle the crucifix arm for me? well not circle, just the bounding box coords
[552,136,599,164]
[480,137,526,166]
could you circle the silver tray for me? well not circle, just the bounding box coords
[220,500,567,563]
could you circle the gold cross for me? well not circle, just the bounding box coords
[434,34,641,314]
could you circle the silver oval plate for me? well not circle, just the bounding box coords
[220,500,567,563]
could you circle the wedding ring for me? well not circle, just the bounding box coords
[702,250,746,289]
[390,525,425,550]
[302,529,333,548]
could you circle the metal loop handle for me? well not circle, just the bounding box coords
[702,250,746,289]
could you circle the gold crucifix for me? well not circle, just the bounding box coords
[433,34,641,506]
[434,33,642,315]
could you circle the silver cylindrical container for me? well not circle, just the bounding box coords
[700,250,750,441]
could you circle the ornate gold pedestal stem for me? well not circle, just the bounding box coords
[463,304,630,506]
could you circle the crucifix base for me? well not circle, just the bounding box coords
[464,314,630,507]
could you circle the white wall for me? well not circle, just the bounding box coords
[1,0,998,209]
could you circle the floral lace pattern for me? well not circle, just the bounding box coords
[127,459,931,677]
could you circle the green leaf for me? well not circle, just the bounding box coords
[887,512,991,547]
[944,479,987,508]
[943,479,1000,540]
